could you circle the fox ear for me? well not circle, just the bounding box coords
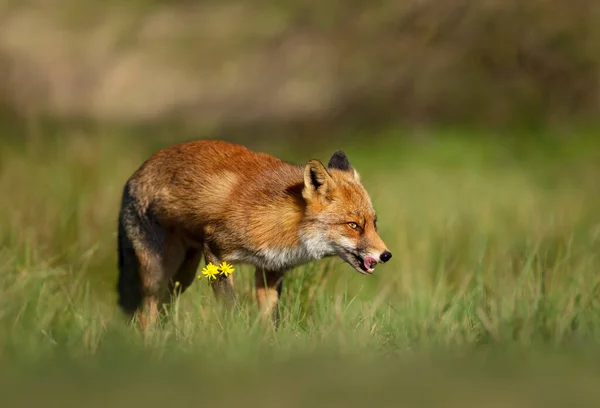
[303,160,334,200]
[328,150,360,180]
[328,150,353,172]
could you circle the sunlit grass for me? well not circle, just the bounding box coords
[1,129,600,405]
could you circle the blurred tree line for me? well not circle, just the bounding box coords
[0,0,598,140]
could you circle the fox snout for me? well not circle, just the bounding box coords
[347,243,392,275]
[363,250,392,269]
[380,250,392,263]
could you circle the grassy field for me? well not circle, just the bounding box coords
[1,127,600,406]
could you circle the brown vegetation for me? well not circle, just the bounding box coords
[0,0,598,128]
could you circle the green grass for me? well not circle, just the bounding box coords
[2,128,600,406]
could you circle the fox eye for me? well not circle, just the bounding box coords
[347,222,359,230]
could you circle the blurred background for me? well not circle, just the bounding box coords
[2,1,600,406]
[1,0,599,136]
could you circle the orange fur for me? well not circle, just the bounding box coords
[116,140,392,329]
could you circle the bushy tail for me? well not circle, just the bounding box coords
[116,185,143,318]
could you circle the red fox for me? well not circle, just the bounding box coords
[117,140,392,329]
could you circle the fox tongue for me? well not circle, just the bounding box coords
[363,256,378,271]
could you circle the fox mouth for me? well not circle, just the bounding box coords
[340,251,378,275]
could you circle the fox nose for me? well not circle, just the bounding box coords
[380,251,392,263]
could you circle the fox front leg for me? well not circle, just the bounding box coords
[203,242,238,309]
[255,268,284,330]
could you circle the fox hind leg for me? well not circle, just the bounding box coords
[118,226,166,329]
[169,247,203,296]
[117,186,169,330]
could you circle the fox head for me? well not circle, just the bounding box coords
[300,150,392,275]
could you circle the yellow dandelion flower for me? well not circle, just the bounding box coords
[200,263,220,281]
[219,261,235,277]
